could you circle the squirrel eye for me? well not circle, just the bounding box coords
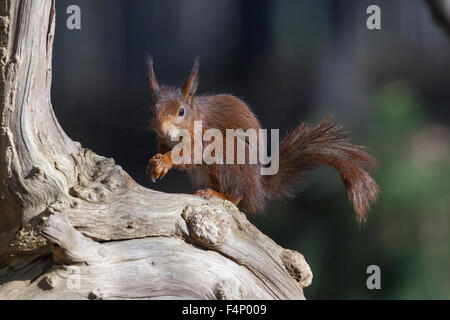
[178,108,185,117]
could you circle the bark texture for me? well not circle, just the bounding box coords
[0,0,312,299]
[426,0,450,39]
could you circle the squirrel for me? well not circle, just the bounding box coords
[145,58,379,224]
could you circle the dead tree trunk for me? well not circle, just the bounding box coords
[426,0,450,39]
[0,0,311,299]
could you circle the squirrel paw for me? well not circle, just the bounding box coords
[195,188,228,201]
[146,153,173,182]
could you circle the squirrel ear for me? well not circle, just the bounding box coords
[146,55,160,98]
[182,57,199,105]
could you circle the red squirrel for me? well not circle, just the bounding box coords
[145,58,379,223]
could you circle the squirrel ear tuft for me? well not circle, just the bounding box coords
[182,57,200,105]
[146,55,160,98]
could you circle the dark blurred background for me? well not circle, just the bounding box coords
[51,0,450,299]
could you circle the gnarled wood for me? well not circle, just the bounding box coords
[0,0,311,299]
[426,0,450,39]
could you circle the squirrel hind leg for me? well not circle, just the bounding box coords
[195,188,242,205]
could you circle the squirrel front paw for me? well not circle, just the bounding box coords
[146,153,173,182]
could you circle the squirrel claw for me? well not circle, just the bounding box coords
[146,153,173,182]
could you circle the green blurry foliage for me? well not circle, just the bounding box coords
[367,82,450,299]
[251,81,450,299]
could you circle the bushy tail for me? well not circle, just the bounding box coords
[263,118,379,224]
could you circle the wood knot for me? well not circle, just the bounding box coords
[181,204,231,248]
[25,166,44,179]
[69,151,126,202]
[214,280,246,300]
[281,249,313,288]
[38,275,55,290]
[0,16,9,29]
[88,288,103,300]
[46,199,69,213]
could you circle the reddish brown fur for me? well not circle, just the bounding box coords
[145,58,379,223]
[262,118,379,223]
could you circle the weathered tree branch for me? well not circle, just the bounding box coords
[0,0,311,299]
[426,0,450,39]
